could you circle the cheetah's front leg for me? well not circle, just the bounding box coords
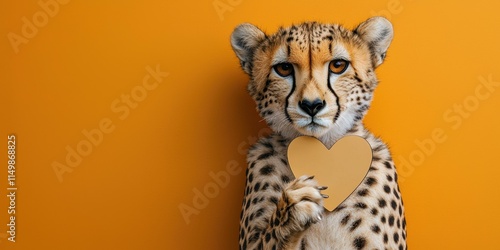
[262,175,327,249]
[239,136,327,250]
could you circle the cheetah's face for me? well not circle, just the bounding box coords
[231,17,393,142]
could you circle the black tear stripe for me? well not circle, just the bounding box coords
[283,36,295,123]
[327,74,341,123]
[284,71,296,123]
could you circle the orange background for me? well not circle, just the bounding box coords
[1,0,500,249]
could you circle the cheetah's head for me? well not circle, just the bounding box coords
[231,17,393,145]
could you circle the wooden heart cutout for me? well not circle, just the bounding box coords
[287,136,373,211]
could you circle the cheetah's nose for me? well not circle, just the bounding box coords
[298,99,325,116]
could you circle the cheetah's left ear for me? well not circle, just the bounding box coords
[354,17,394,67]
[231,23,267,75]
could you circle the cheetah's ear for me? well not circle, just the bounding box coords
[354,17,394,67]
[231,23,266,75]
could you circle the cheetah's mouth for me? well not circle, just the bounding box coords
[305,122,325,131]
[308,120,326,128]
[294,116,332,136]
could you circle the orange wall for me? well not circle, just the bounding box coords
[1,1,500,249]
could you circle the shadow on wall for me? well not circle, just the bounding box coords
[178,65,271,247]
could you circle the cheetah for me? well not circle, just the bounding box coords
[231,17,407,250]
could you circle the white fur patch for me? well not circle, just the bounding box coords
[272,46,288,65]
[332,44,350,61]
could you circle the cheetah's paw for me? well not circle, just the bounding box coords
[277,175,327,233]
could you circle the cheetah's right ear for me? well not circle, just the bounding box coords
[231,23,266,75]
[354,17,394,67]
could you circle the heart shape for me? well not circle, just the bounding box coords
[287,136,373,211]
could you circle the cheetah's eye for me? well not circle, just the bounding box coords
[329,59,349,74]
[273,63,294,77]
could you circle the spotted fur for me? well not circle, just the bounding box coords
[231,17,407,250]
